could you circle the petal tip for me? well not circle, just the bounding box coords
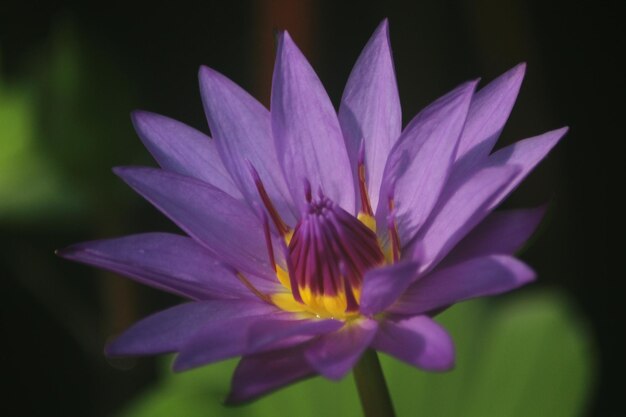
[104,338,130,357]
[198,65,220,86]
[275,30,291,50]
[111,165,130,178]
[557,125,570,136]
[130,109,149,123]
[171,356,192,373]
[376,18,390,35]
[198,65,232,92]
[55,244,84,260]
[130,109,160,133]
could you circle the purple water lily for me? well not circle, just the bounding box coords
[59,19,566,404]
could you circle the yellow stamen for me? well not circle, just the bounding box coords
[357,212,377,233]
[276,264,291,289]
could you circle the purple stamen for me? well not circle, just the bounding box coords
[248,162,290,236]
[288,196,384,311]
[357,141,373,215]
[280,239,303,303]
[387,196,401,262]
[259,209,277,273]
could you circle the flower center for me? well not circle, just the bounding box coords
[273,196,384,318]
[249,160,398,319]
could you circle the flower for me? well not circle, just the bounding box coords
[59,19,566,403]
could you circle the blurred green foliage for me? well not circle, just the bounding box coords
[0,19,141,225]
[0,56,81,220]
[117,290,594,417]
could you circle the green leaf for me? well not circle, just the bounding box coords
[117,291,594,417]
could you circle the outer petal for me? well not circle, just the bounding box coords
[271,32,354,212]
[131,111,241,198]
[106,300,275,356]
[114,167,276,280]
[57,233,268,300]
[442,206,546,266]
[377,81,477,242]
[339,19,401,210]
[246,317,344,352]
[485,127,568,206]
[414,165,519,272]
[198,67,296,223]
[172,311,293,372]
[227,345,314,404]
[304,318,378,380]
[390,255,535,316]
[373,315,454,371]
[455,63,526,165]
[359,261,419,315]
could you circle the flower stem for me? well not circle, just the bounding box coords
[353,349,396,417]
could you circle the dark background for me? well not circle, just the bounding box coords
[0,0,617,416]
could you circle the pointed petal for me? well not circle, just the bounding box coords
[57,233,270,300]
[172,311,291,372]
[419,128,565,271]
[105,300,275,356]
[415,165,519,272]
[373,315,454,371]
[114,167,276,279]
[271,32,354,212]
[305,318,377,380]
[198,67,296,223]
[390,255,535,315]
[227,345,314,404]
[485,127,568,205]
[359,261,419,315]
[455,64,526,165]
[131,111,241,198]
[443,206,546,266]
[377,81,477,242]
[339,19,401,210]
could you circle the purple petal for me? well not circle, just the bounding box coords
[442,206,546,266]
[377,81,477,242]
[227,344,314,404]
[485,127,568,206]
[113,167,276,280]
[106,300,275,356]
[455,64,526,165]
[359,261,420,315]
[198,67,296,223]
[373,315,454,371]
[131,111,241,198]
[247,317,344,352]
[271,32,354,212]
[339,19,401,210]
[304,318,377,380]
[390,255,535,316]
[57,233,270,300]
[414,165,519,272]
[172,311,292,372]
